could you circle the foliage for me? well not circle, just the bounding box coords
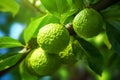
[0,37,23,48]
[0,0,19,16]
[0,0,120,80]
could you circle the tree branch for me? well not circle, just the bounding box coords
[0,48,30,76]
[91,0,120,11]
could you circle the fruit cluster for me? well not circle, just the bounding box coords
[21,8,103,77]
[23,23,77,76]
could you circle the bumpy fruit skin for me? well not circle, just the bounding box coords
[25,48,61,76]
[59,38,77,65]
[19,61,39,80]
[37,23,70,53]
[73,8,103,38]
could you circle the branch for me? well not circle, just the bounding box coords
[0,48,30,76]
[65,23,76,35]
[91,0,120,11]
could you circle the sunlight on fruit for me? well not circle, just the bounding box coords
[86,33,104,47]
[93,33,104,46]
[94,34,103,44]
[87,32,112,48]
[98,70,110,80]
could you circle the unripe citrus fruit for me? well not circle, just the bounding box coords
[73,8,103,38]
[37,23,70,53]
[19,61,39,80]
[25,48,61,76]
[59,37,77,65]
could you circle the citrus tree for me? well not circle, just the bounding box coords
[0,0,120,80]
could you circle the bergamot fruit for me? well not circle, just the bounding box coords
[19,61,39,80]
[25,48,61,76]
[37,23,70,53]
[73,8,103,38]
[59,37,77,65]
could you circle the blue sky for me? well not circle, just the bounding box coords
[0,13,25,80]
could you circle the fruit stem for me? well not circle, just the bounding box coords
[65,23,76,35]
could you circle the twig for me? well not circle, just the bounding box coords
[91,0,120,11]
[0,48,30,76]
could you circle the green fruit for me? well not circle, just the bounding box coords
[37,23,70,53]
[25,48,61,76]
[19,61,39,80]
[59,37,77,65]
[73,8,103,38]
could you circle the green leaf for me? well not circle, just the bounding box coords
[40,0,77,23]
[106,22,120,55]
[0,37,24,48]
[67,0,73,6]
[73,0,85,10]
[34,14,60,36]
[0,0,19,16]
[60,8,77,24]
[72,40,86,60]
[84,0,100,5]
[107,53,120,69]
[102,4,120,21]
[75,36,104,75]
[0,53,22,71]
[24,14,60,43]
[40,0,69,17]
[0,52,17,59]
[108,20,120,32]
[23,17,44,43]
